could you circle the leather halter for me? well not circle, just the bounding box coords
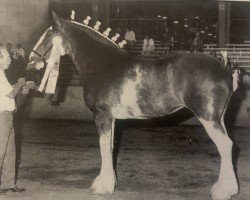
[31,44,53,62]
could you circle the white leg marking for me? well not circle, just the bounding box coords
[199,119,238,200]
[90,120,116,195]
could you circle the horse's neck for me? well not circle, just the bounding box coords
[66,27,129,80]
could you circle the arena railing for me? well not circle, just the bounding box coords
[203,46,250,73]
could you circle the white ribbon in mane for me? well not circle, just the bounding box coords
[38,36,65,94]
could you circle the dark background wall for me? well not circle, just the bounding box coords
[0,0,50,53]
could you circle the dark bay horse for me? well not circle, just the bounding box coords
[28,12,238,200]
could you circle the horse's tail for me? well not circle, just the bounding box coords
[220,51,239,92]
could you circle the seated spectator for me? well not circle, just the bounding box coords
[125,28,136,44]
[190,31,204,52]
[13,43,25,60]
[6,43,14,60]
[142,34,155,55]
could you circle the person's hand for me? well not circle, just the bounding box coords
[26,81,36,89]
[22,87,30,95]
[17,78,26,87]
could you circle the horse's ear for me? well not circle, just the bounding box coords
[51,11,62,31]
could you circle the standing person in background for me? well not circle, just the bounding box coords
[142,34,155,55]
[161,26,172,48]
[12,43,25,61]
[0,47,34,195]
[190,31,204,52]
[124,28,136,45]
[6,43,14,61]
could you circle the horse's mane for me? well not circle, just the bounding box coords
[62,19,128,56]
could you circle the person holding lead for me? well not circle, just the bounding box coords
[0,47,34,195]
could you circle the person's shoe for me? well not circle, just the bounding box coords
[3,187,26,193]
[0,189,6,195]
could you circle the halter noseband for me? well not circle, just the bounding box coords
[32,44,53,62]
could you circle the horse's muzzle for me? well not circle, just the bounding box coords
[27,61,45,71]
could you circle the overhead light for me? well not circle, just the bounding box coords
[212,24,217,28]
[158,15,161,18]
[205,27,208,29]
[162,16,167,19]
[184,24,188,27]
[184,18,187,21]
[174,20,179,24]
[201,30,205,33]
[208,33,212,36]
[195,16,199,19]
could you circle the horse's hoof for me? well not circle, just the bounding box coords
[89,187,113,195]
[89,174,115,195]
[211,180,238,200]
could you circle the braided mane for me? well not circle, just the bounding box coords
[62,19,128,55]
[71,21,119,47]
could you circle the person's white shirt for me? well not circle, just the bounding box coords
[125,30,136,42]
[142,38,155,55]
[0,70,15,112]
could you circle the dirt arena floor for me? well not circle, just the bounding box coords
[1,118,250,200]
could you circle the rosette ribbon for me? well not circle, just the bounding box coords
[38,36,65,94]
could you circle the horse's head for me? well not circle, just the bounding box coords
[27,11,71,85]
[27,10,128,88]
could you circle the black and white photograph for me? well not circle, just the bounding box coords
[0,0,249,199]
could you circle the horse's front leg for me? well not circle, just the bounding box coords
[90,112,116,194]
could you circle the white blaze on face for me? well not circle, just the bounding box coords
[29,26,52,60]
[112,66,143,119]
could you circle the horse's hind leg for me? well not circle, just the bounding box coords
[198,116,238,200]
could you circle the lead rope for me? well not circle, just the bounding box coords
[38,36,65,94]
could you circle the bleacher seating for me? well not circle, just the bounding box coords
[124,40,169,60]
[226,44,250,48]
[204,45,250,73]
